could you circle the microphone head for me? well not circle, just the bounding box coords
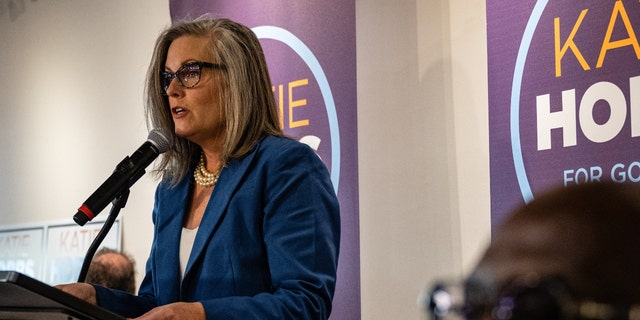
[147,128,173,153]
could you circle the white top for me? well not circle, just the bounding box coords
[179,227,199,279]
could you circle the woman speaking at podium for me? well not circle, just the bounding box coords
[57,17,340,320]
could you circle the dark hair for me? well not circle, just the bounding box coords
[492,182,640,304]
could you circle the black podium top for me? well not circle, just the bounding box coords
[0,270,125,320]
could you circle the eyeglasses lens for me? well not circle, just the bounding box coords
[162,63,202,93]
[427,279,566,320]
[497,284,562,320]
[178,64,201,88]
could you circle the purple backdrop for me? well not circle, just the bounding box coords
[488,0,640,229]
[169,1,360,319]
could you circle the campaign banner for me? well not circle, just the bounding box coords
[44,220,121,284]
[0,219,121,285]
[0,227,44,278]
[488,0,640,229]
[170,2,359,319]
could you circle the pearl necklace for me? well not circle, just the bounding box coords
[193,152,221,187]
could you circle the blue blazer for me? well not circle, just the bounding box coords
[95,136,341,319]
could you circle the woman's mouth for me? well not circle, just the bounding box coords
[172,107,187,115]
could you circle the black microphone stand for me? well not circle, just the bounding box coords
[76,189,130,283]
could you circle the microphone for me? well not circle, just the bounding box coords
[73,129,173,226]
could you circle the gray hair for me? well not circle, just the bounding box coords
[145,17,282,186]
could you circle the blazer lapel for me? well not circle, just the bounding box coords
[182,146,259,280]
[155,177,189,303]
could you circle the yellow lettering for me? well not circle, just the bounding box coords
[555,9,591,77]
[288,79,309,128]
[596,0,640,68]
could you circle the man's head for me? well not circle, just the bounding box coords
[471,182,640,306]
[430,182,640,319]
[85,247,136,294]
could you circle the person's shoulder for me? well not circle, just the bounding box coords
[258,135,315,156]
[260,135,296,147]
[230,136,320,170]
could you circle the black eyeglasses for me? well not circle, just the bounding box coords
[425,275,640,320]
[161,61,226,94]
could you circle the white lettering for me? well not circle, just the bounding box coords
[631,76,640,137]
[537,90,577,150]
[536,77,640,149]
[611,161,640,182]
[563,166,602,185]
[579,81,626,143]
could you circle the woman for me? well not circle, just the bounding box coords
[58,17,340,320]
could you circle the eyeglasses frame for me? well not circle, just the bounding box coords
[161,61,226,94]
[425,276,640,320]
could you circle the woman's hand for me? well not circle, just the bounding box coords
[134,302,205,320]
[54,283,97,305]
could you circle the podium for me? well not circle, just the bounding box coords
[0,270,125,320]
